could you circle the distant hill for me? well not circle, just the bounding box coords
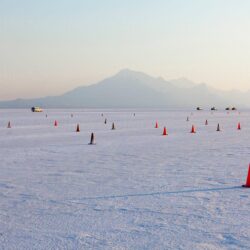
[0,69,249,108]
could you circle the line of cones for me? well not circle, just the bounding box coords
[4,116,250,189]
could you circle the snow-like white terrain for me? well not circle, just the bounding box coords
[0,109,249,249]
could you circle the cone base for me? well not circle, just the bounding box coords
[242,184,250,188]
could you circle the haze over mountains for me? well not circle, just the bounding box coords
[0,69,249,108]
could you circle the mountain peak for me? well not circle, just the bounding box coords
[117,68,133,74]
[116,68,146,77]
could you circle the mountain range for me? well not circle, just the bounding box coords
[0,69,249,108]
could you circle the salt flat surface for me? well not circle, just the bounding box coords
[0,109,249,250]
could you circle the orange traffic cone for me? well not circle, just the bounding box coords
[191,125,196,133]
[237,122,241,130]
[205,120,208,125]
[155,121,159,128]
[76,124,80,132]
[217,123,221,132]
[7,121,11,128]
[162,127,168,136]
[242,164,250,188]
[89,133,95,145]
[54,120,58,127]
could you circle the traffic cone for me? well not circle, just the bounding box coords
[216,123,221,132]
[205,120,208,125]
[155,121,159,128]
[112,122,115,130]
[191,125,196,133]
[237,122,241,130]
[76,124,80,132]
[89,133,95,145]
[7,121,11,128]
[54,120,58,127]
[242,164,250,188]
[162,127,168,136]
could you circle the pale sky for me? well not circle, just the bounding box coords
[1,0,250,100]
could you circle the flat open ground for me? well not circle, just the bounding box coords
[0,109,249,249]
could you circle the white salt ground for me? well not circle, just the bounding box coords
[0,109,249,249]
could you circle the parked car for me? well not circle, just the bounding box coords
[31,107,43,112]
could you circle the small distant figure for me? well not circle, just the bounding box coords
[101,113,104,117]
[71,114,73,118]
[133,113,136,117]
[216,123,221,132]
[46,114,48,118]
[205,119,208,125]
[186,116,189,122]
[104,118,107,124]
[89,133,95,145]
[112,122,115,130]
[7,121,11,128]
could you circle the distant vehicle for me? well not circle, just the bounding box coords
[196,107,203,111]
[31,107,43,112]
[225,107,231,111]
[211,107,217,111]
[232,107,237,110]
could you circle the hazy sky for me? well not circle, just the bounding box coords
[1,0,250,100]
